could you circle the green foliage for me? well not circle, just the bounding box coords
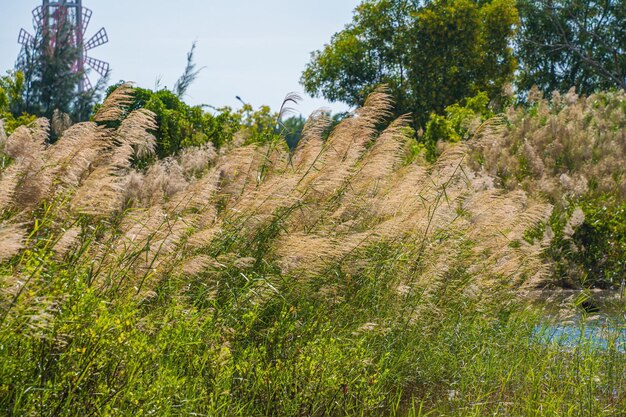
[236,103,283,146]
[281,115,305,150]
[301,0,518,127]
[423,91,493,161]
[423,113,461,161]
[517,0,626,94]
[0,71,36,135]
[409,0,517,124]
[543,200,626,290]
[571,198,626,288]
[130,87,240,157]
[0,71,24,113]
[99,85,292,160]
[17,11,104,122]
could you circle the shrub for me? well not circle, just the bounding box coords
[571,197,626,287]
[98,85,295,162]
[423,91,493,161]
[0,71,36,136]
[121,86,241,158]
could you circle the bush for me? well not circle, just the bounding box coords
[98,85,292,162]
[128,87,241,158]
[423,91,493,161]
[0,71,36,135]
[572,197,626,287]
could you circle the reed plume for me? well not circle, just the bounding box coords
[0,223,25,263]
[0,85,552,299]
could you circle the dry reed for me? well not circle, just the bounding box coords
[0,85,553,298]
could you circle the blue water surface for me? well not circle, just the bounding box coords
[536,319,626,352]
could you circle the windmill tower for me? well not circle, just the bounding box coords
[18,0,110,93]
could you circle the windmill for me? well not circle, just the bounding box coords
[17,0,110,93]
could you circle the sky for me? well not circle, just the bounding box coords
[0,0,360,117]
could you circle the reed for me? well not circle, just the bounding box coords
[0,85,623,416]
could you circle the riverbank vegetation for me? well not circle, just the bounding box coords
[0,85,624,415]
[2,0,626,414]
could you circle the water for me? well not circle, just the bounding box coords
[528,289,626,352]
[536,319,626,352]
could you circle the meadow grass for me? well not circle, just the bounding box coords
[0,85,624,416]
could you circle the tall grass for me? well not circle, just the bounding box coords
[469,88,626,287]
[0,85,624,415]
[470,87,626,202]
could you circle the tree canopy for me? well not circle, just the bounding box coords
[16,8,104,122]
[301,0,519,127]
[516,0,626,95]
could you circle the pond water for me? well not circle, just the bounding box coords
[536,319,626,352]
[529,289,626,352]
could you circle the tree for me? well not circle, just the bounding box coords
[517,0,626,94]
[301,0,518,127]
[17,7,105,122]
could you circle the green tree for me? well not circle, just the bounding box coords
[517,0,626,94]
[301,0,518,127]
[17,8,105,122]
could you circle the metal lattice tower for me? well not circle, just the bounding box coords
[18,0,110,93]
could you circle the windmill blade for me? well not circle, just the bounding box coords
[85,56,110,78]
[18,29,35,47]
[81,8,93,35]
[82,75,93,92]
[85,28,108,51]
[32,6,44,29]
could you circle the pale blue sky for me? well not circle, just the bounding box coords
[0,0,359,116]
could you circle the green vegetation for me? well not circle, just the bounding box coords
[0,86,624,416]
[301,0,518,127]
[0,71,36,135]
[2,0,626,414]
[97,85,298,161]
[517,0,626,94]
[469,89,626,288]
[123,86,241,157]
[422,91,494,161]
[282,115,306,150]
[571,198,626,287]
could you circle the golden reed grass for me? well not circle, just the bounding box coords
[0,85,552,304]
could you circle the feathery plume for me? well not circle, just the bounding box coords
[0,164,20,212]
[116,108,157,159]
[0,119,6,144]
[291,109,330,172]
[93,83,135,123]
[0,223,26,262]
